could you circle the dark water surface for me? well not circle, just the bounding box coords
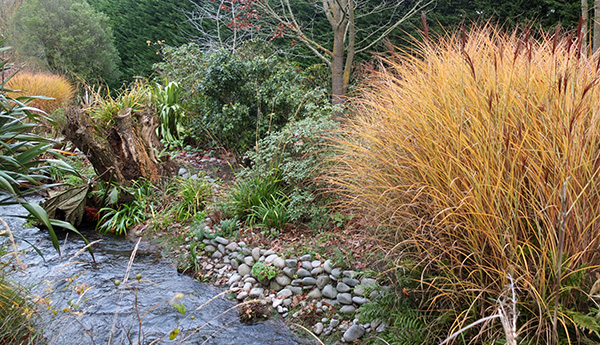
[1,200,303,345]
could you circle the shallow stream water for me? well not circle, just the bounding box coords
[1,200,303,345]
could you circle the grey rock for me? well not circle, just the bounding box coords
[301,261,312,270]
[283,267,296,278]
[228,274,241,285]
[277,289,293,298]
[352,296,369,305]
[316,275,330,289]
[265,254,278,263]
[244,277,257,284]
[249,287,264,298]
[331,268,341,278]
[297,268,312,278]
[291,279,302,286]
[204,245,216,253]
[225,242,238,252]
[238,241,247,247]
[211,251,223,259]
[236,291,248,300]
[241,247,252,256]
[244,256,255,266]
[314,322,324,336]
[342,325,365,343]
[330,318,340,328]
[252,247,261,261]
[273,257,286,269]
[285,259,298,268]
[342,270,355,278]
[311,267,324,275]
[264,249,276,256]
[337,293,353,305]
[238,264,251,276]
[322,285,338,299]
[302,277,317,286]
[217,244,225,253]
[336,282,351,293]
[342,277,360,287]
[307,288,322,299]
[275,274,292,286]
[269,281,283,291]
[243,282,253,291]
[283,298,292,306]
[289,286,303,295]
[215,236,229,245]
[370,290,380,299]
[273,299,283,308]
[324,259,333,273]
[340,305,356,314]
[299,254,312,261]
[361,278,377,285]
[370,319,381,330]
[376,321,387,333]
[260,249,267,255]
[311,260,322,268]
[178,167,188,176]
[231,259,240,269]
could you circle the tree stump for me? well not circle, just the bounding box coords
[63,106,175,186]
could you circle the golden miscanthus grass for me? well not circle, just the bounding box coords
[6,71,74,114]
[332,26,600,343]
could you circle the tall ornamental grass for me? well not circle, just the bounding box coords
[332,26,600,343]
[6,71,74,113]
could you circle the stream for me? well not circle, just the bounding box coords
[0,200,304,345]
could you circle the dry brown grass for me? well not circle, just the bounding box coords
[6,71,75,114]
[331,26,600,343]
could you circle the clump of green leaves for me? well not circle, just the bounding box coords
[152,81,184,146]
[171,178,212,222]
[251,261,279,281]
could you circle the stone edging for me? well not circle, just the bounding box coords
[196,235,387,343]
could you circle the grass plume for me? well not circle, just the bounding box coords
[332,25,600,343]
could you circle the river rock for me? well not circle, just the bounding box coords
[241,247,252,256]
[204,245,216,253]
[343,325,365,342]
[322,284,337,299]
[211,251,222,259]
[301,261,312,270]
[236,291,248,300]
[342,277,360,287]
[361,278,377,285]
[265,254,278,263]
[316,275,330,289]
[353,285,365,296]
[273,298,283,308]
[270,281,283,291]
[297,268,312,278]
[324,259,333,273]
[238,264,251,276]
[230,259,239,270]
[314,322,324,335]
[275,274,291,286]
[243,282,253,291]
[352,296,369,305]
[307,288,322,299]
[244,256,255,266]
[302,277,317,286]
[225,242,238,251]
[289,286,303,295]
[215,236,228,245]
[228,274,241,285]
[252,247,261,261]
[285,259,298,268]
[273,257,286,269]
[311,260,322,268]
[340,305,356,314]
[336,282,351,293]
[283,267,296,278]
[299,254,312,261]
[331,268,341,278]
[277,288,293,298]
[375,321,387,333]
[217,244,225,253]
[342,270,355,278]
[337,292,352,305]
[311,267,324,275]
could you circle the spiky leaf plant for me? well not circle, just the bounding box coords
[332,26,600,343]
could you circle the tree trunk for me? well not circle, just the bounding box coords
[63,106,175,186]
[594,0,600,52]
[331,28,346,106]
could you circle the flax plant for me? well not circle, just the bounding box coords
[332,26,600,343]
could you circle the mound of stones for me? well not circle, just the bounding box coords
[197,236,387,342]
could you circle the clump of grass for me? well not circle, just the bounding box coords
[6,71,74,113]
[0,276,38,344]
[332,25,600,343]
[84,80,150,126]
[172,178,212,222]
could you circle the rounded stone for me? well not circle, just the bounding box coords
[331,268,341,278]
[314,322,324,336]
[324,259,333,273]
[264,249,276,256]
[311,260,322,268]
[352,296,369,305]
[301,261,312,270]
[337,292,352,305]
[311,267,324,276]
[322,284,338,299]
[215,236,229,245]
[275,274,292,286]
[299,254,312,261]
[316,275,330,289]
[244,256,255,266]
[283,267,296,278]
[307,288,322,299]
[285,259,298,268]
[251,247,261,261]
[236,291,248,300]
[336,282,351,293]
[302,277,317,286]
[340,305,357,314]
[296,268,312,278]
[270,281,283,291]
[273,257,286,269]
[249,287,264,298]
[353,285,365,296]
[265,254,279,263]
[289,286,303,295]
[225,242,238,252]
[342,277,360,287]
[238,264,251,276]
[204,245,216,253]
[277,288,293,298]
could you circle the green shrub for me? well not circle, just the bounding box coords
[248,193,290,235]
[0,276,38,344]
[155,43,332,157]
[227,171,284,222]
[151,81,184,146]
[332,26,600,343]
[242,116,338,226]
[251,261,279,281]
[97,178,155,235]
[172,178,212,222]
